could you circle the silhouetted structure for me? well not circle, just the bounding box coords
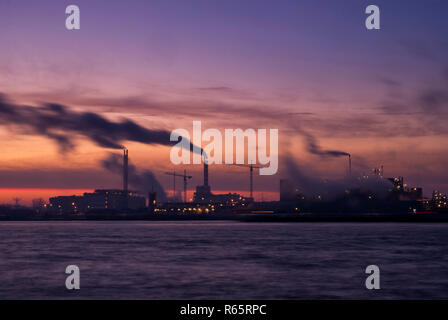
[387,177,423,200]
[193,157,252,205]
[432,190,448,210]
[49,189,145,213]
[165,170,192,202]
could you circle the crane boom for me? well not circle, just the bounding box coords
[225,163,266,199]
[164,169,192,202]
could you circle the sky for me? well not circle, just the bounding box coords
[0,0,448,204]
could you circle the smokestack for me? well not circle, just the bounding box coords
[203,152,209,187]
[348,154,352,176]
[204,163,209,187]
[123,148,129,192]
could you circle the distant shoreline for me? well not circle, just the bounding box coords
[1,212,448,223]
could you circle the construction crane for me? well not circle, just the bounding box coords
[164,169,192,202]
[227,163,265,199]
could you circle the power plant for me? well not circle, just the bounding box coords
[192,158,252,205]
[3,148,447,220]
[225,163,265,198]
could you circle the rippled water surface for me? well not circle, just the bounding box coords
[1,221,447,299]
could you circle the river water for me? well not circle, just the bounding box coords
[0,221,447,299]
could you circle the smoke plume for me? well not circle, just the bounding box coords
[0,93,195,153]
[102,152,167,202]
[283,153,390,200]
[282,125,391,200]
[292,124,350,157]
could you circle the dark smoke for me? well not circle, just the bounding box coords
[284,155,348,199]
[102,152,167,202]
[287,121,350,158]
[283,155,390,200]
[282,126,352,199]
[282,126,390,200]
[302,130,350,157]
[0,93,196,153]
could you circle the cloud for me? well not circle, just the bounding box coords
[196,86,234,91]
[419,89,448,111]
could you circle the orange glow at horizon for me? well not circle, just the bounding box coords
[0,189,93,206]
[0,188,279,207]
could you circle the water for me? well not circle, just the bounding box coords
[0,221,447,299]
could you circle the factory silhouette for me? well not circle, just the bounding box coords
[0,96,446,221]
[1,147,447,222]
[48,149,255,215]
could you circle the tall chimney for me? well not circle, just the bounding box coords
[204,163,209,187]
[203,152,209,187]
[348,154,352,176]
[123,148,129,192]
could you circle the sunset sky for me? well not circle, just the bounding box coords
[0,0,447,205]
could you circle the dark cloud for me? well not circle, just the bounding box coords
[379,77,401,87]
[197,86,234,91]
[419,89,448,111]
[74,95,287,122]
[377,104,411,115]
[69,85,448,140]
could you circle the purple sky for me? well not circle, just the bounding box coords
[0,0,448,202]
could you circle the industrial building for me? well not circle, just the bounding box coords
[48,149,146,214]
[278,166,430,214]
[35,147,448,216]
[431,190,448,210]
[387,177,423,200]
[192,162,253,205]
[49,189,146,213]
